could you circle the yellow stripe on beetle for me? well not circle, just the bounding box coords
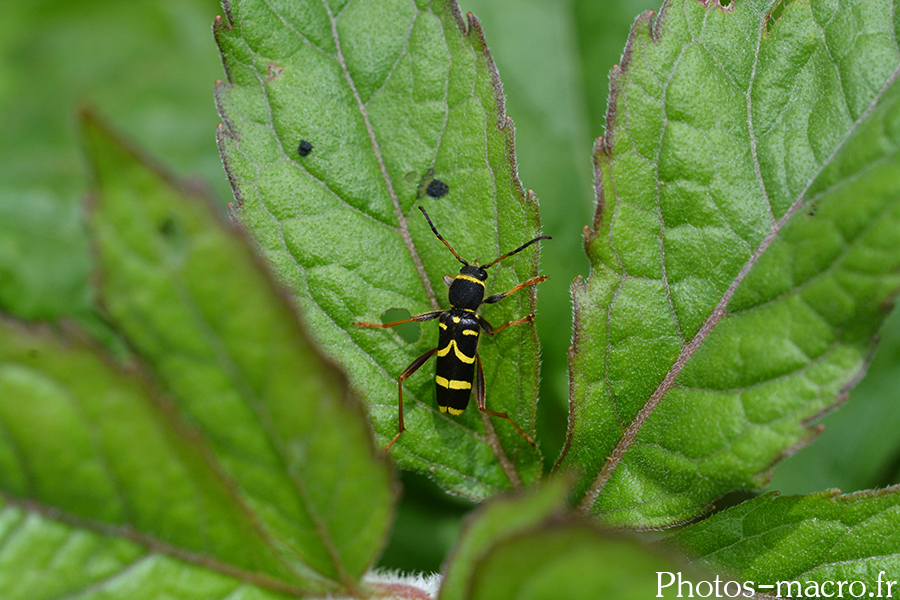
[455,274,485,287]
[436,339,476,364]
[435,375,472,390]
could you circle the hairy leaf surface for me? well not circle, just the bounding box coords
[559,0,900,527]
[215,0,546,497]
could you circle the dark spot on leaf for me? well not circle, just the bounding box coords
[297,140,313,157]
[382,308,420,344]
[426,179,449,199]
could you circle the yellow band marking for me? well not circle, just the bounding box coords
[439,322,447,330]
[462,329,479,336]
[436,375,472,390]
[456,274,485,287]
[452,316,460,324]
[448,407,465,416]
[439,405,448,413]
[436,339,476,364]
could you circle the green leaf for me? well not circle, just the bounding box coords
[454,0,599,460]
[558,0,900,527]
[441,479,700,600]
[571,0,668,142]
[82,114,394,593]
[442,484,697,600]
[769,302,900,494]
[0,317,300,588]
[439,478,568,600]
[670,489,900,595]
[0,497,300,600]
[467,525,693,600]
[214,0,545,498]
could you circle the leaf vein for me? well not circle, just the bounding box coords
[322,0,439,311]
[747,7,776,223]
[360,0,418,109]
[53,553,156,600]
[578,49,900,516]
[729,158,900,318]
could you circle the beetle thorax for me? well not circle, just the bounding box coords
[448,264,487,310]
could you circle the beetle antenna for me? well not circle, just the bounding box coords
[418,206,467,266]
[482,234,551,269]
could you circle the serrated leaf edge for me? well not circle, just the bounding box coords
[556,0,900,517]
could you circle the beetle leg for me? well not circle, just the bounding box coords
[477,313,535,335]
[385,347,439,451]
[354,310,443,329]
[483,275,547,304]
[475,354,535,446]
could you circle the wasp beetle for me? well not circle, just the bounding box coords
[355,206,549,450]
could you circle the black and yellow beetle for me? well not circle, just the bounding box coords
[355,206,549,450]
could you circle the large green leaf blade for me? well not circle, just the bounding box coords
[558,0,900,527]
[670,489,900,596]
[84,114,394,593]
[0,498,300,600]
[215,0,545,497]
[0,317,299,589]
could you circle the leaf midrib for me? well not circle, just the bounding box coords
[222,2,534,492]
[322,0,439,311]
[319,2,529,489]
[575,9,900,512]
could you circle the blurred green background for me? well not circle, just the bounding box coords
[3,0,900,575]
